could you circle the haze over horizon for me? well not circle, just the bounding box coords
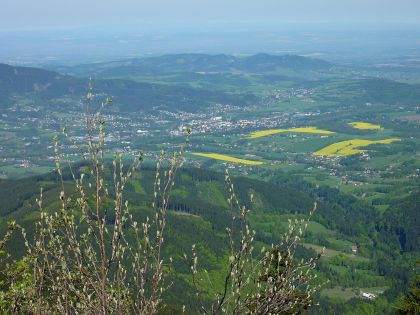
[1,1,420,66]
[1,0,420,31]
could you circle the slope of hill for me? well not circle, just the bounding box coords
[0,166,417,313]
[0,63,255,111]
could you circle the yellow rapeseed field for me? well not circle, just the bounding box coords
[313,138,400,157]
[348,122,383,130]
[192,153,264,165]
[249,127,335,139]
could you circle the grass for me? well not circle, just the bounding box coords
[171,188,189,199]
[248,127,335,139]
[313,138,401,157]
[0,165,54,179]
[321,287,359,301]
[321,286,389,301]
[302,243,369,262]
[192,153,264,165]
[348,122,383,130]
[130,180,146,195]
[197,182,228,207]
[327,238,355,249]
[329,265,349,275]
[305,221,335,235]
[301,173,340,187]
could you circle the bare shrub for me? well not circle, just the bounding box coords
[188,170,322,315]
[4,83,185,314]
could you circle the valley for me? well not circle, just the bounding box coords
[0,53,419,314]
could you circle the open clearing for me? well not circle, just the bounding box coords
[321,286,389,301]
[348,122,383,130]
[249,127,335,139]
[397,114,420,122]
[313,138,401,157]
[302,243,369,262]
[192,153,264,165]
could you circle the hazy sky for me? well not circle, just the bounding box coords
[1,0,420,31]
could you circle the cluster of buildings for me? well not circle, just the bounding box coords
[169,110,292,136]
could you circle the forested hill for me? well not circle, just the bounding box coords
[0,166,418,313]
[0,62,256,112]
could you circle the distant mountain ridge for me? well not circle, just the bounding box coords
[0,62,256,111]
[0,63,75,98]
[48,53,334,78]
[0,53,332,111]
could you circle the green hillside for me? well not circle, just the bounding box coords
[0,63,255,112]
[0,166,417,313]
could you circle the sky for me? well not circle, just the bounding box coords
[1,0,420,31]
